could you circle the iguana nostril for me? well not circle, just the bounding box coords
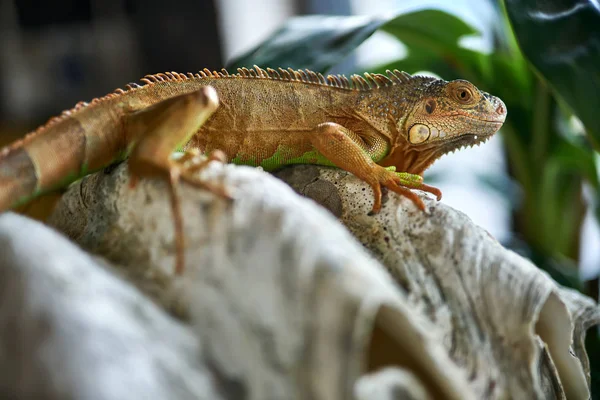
[496,104,505,115]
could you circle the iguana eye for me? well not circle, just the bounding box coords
[453,86,474,103]
[455,87,472,102]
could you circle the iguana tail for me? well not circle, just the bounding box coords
[0,139,41,210]
[0,119,90,211]
[0,105,126,211]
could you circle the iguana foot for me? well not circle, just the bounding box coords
[368,166,442,214]
[168,148,231,275]
[175,148,230,196]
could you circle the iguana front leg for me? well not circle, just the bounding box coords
[310,122,441,213]
[126,86,225,275]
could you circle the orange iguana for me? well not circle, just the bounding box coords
[0,66,506,273]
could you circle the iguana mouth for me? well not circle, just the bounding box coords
[456,114,506,125]
[442,132,495,154]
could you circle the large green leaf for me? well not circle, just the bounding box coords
[227,9,481,75]
[227,15,387,72]
[378,9,482,81]
[504,0,600,149]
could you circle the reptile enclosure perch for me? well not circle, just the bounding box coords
[0,160,596,399]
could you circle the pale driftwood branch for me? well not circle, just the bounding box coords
[0,213,223,400]
[48,162,472,400]
[32,161,599,400]
[278,165,600,400]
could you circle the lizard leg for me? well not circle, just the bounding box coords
[310,122,440,213]
[174,148,229,194]
[126,86,222,275]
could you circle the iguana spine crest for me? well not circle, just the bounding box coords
[6,66,415,151]
[137,65,413,92]
[3,66,418,156]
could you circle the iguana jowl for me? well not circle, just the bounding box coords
[0,66,507,273]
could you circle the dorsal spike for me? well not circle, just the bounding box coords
[312,70,322,83]
[286,68,296,81]
[352,75,369,90]
[221,68,230,76]
[293,70,303,81]
[267,67,280,79]
[326,75,338,87]
[386,69,402,84]
[254,65,267,78]
[305,70,315,83]
[373,73,393,86]
[363,73,378,88]
[393,69,412,83]
[279,68,291,80]
[248,68,257,78]
[317,72,326,84]
[340,75,350,88]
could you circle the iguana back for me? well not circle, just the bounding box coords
[0,66,506,273]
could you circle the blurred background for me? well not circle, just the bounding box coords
[0,0,598,294]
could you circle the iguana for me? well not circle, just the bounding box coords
[0,66,506,273]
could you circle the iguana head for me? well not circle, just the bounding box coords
[382,75,506,174]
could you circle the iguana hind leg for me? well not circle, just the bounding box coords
[310,122,441,213]
[126,86,224,275]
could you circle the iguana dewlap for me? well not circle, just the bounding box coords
[0,66,506,273]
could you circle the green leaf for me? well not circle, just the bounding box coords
[380,9,478,50]
[227,9,485,76]
[378,10,486,83]
[504,0,600,149]
[227,15,388,72]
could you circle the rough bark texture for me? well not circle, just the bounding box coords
[0,161,595,399]
[0,213,222,400]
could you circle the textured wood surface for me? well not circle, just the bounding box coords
[0,161,593,399]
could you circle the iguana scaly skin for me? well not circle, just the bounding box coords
[0,66,506,273]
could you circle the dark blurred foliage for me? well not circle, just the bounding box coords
[0,0,222,134]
